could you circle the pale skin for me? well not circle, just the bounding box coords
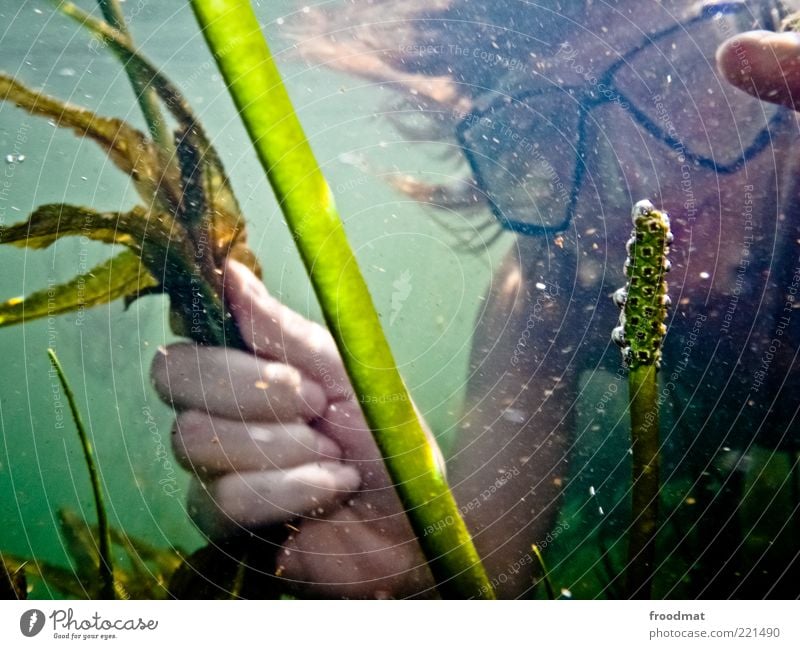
[152,2,800,598]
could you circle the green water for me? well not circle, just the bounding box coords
[0,1,505,596]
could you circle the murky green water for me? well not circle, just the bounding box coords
[2,1,798,600]
[0,1,503,597]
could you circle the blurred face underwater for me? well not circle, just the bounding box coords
[421,0,800,596]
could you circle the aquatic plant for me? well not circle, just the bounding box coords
[1,351,183,600]
[47,348,114,599]
[190,0,493,599]
[1,507,183,599]
[612,199,671,598]
[0,0,492,598]
[530,544,555,600]
[0,13,257,346]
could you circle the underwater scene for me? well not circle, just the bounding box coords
[0,0,798,600]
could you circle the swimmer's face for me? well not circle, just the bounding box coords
[458,0,797,293]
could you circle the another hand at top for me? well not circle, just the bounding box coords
[717,26,800,110]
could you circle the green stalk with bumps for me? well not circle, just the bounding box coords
[612,199,672,599]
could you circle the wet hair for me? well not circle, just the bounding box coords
[292,1,592,245]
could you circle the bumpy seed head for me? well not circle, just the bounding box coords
[611,200,671,369]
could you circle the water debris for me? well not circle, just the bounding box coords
[337,150,369,172]
[589,486,596,497]
[502,407,527,424]
[4,154,25,164]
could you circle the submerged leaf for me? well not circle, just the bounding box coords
[55,2,261,277]
[0,250,159,327]
[0,554,26,599]
[55,509,183,599]
[57,509,100,586]
[0,203,234,344]
[0,203,191,261]
[2,552,88,599]
[0,74,181,212]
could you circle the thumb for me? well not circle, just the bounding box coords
[717,29,800,111]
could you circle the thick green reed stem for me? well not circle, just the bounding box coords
[47,349,115,600]
[612,200,671,599]
[189,0,494,599]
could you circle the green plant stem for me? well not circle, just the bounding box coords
[47,349,114,600]
[188,0,494,599]
[530,544,555,600]
[627,363,660,598]
[94,0,173,151]
[614,201,670,599]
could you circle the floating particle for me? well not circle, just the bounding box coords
[5,153,25,164]
[699,271,710,279]
[589,486,596,497]
[502,408,527,424]
[276,16,285,25]
[598,506,605,515]
[58,67,76,77]
[560,588,573,599]
[535,282,546,290]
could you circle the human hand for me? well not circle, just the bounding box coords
[151,260,436,598]
[717,27,800,110]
